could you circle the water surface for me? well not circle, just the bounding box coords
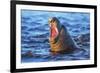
[21,10,90,63]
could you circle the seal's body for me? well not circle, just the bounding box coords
[49,17,78,54]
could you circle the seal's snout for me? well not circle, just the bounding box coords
[48,17,60,26]
[49,17,59,22]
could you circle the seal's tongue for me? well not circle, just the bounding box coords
[51,26,58,38]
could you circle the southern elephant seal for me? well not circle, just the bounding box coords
[48,17,79,54]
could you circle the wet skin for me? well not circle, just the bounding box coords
[48,17,78,54]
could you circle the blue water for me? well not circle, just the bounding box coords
[21,10,90,63]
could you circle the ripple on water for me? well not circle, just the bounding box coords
[21,10,90,63]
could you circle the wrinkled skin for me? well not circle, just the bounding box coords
[48,17,78,54]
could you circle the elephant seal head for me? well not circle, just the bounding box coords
[48,17,61,41]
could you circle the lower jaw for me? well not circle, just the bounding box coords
[50,35,58,40]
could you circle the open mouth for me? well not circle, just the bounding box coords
[50,25,58,39]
